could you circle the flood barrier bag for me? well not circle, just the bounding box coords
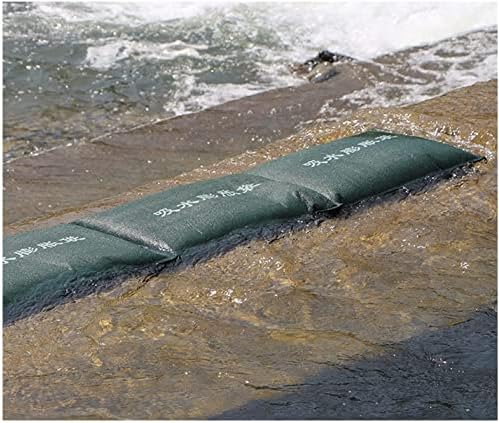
[247,131,481,204]
[4,131,482,310]
[76,173,334,255]
[3,224,173,308]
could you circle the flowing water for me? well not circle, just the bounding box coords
[3,2,497,160]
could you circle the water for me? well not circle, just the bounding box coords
[3,2,497,159]
[215,308,496,419]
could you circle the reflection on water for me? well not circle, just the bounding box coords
[3,82,497,418]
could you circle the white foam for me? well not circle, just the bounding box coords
[10,2,499,119]
[165,76,266,115]
[84,39,209,70]
[32,2,497,59]
[319,29,497,119]
[33,1,231,25]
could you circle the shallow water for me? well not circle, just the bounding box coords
[215,308,496,419]
[3,81,496,419]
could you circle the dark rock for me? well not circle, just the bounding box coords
[290,49,355,83]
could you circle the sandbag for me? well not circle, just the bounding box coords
[76,173,333,255]
[4,130,482,313]
[3,224,173,308]
[247,131,480,204]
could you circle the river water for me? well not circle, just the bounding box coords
[3,2,497,159]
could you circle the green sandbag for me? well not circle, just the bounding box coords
[247,130,481,204]
[3,224,173,308]
[4,130,482,313]
[76,173,333,255]
[77,131,480,256]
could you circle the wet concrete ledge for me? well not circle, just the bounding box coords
[4,63,366,226]
[3,81,496,324]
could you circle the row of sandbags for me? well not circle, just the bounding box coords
[4,131,481,313]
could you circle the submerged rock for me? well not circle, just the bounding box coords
[290,49,355,83]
